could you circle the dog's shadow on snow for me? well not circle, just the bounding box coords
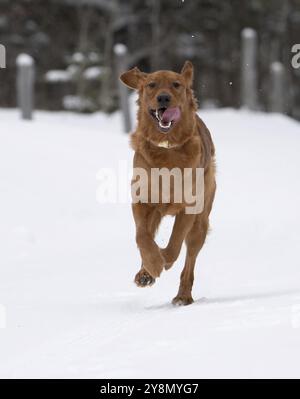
[145,288,300,311]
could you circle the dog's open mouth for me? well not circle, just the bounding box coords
[150,107,181,133]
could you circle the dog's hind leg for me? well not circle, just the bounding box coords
[160,212,196,270]
[172,173,216,305]
[172,215,209,306]
[134,208,162,287]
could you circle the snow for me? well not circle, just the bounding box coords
[62,95,95,112]
[0,103,300,378]
[114,43,127,56]
[16,53,34,67]
[242,27,257,39]
[45,70,72,82]
[0,305,6,329]
[45,66,103,83]
[83,66,103,80]
[71,52,85,64]
[270,61,284,73]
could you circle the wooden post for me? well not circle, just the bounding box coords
[0,44,6,69]
[16,54,35,120]
[241,28,258,110]
[114,43,132,133]
[150,0,161,70]
[269,61,286,113]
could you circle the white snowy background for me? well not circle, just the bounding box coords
[1,99,300,378]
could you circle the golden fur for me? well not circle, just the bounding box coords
[120,61,216,305]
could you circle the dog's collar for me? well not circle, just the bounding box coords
[154,140,178,149]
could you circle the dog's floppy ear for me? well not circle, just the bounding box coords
[181,61,194,87]
[119,67,147,90]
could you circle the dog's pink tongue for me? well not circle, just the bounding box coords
[161,107,181,123]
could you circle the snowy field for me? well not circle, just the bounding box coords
[0,103,300,378]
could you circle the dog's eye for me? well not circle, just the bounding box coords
[148,82,156,89]
[173,82,181,88]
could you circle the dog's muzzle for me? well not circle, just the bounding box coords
[149,106,181,133]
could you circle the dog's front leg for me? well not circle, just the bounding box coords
[161,212,196,269]
[132,203,164,278]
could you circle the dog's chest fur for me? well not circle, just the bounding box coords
[131,122,211,216]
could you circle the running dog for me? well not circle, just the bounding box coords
[120,61,216,305]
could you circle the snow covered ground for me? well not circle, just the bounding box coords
[0,103,300,378]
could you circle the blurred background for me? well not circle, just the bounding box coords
[0,0,300,119]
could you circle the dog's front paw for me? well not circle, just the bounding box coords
[172,295,194,306]
[134,269,155,287]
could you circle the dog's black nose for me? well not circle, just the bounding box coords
[157,93,171,107]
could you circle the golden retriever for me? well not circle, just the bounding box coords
[120,61,216,305]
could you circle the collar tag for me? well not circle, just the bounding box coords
[158,140,170,149]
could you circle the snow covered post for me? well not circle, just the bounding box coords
[0,44,6,69]
[16,54,35,120]
[114,44,132,133]
[241,28,258,110]
[269,61,286,113]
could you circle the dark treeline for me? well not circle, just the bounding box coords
[0,0,299,118]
